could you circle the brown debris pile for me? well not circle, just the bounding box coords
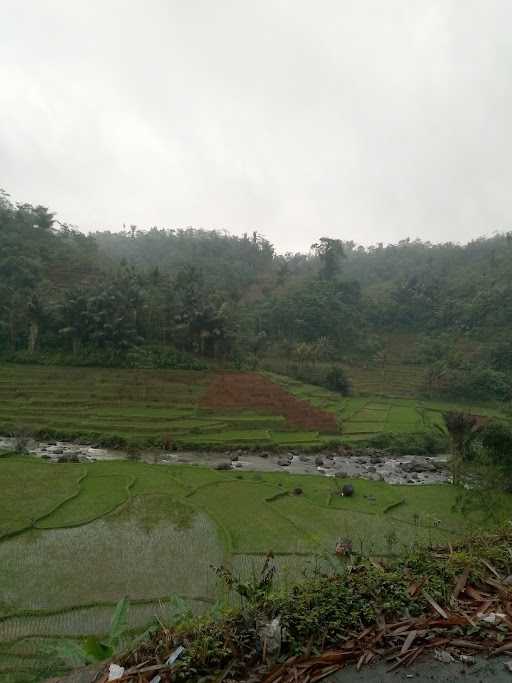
[263,559,512,682]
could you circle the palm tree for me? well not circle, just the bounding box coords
[442,411,481,485]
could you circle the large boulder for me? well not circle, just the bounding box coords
[341,484,354,497]
[400,457,436,473]
[214,462,232,471]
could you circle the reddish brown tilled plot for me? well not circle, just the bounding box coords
[201,372,338,434]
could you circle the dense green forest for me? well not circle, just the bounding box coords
[1,190,512,401]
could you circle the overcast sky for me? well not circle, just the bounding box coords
[1,1,511,252]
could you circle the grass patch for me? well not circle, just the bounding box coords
[36,474,133,529]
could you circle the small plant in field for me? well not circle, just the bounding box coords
[151,594,195,631]
[10,426,30,454]
[215,553,277,604]
[57,597,129,665]
[384,529,398,555]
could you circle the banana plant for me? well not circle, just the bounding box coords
[57,597,129,665]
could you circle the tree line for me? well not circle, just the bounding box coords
[1,190,512,399]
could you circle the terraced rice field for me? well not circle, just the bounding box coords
[2,455,512,681]
[1,364,507,453]
[270,374,509,441]
[0,365,339,449]
[342,363,427,397]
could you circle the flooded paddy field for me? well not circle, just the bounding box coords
[1,453,511,682]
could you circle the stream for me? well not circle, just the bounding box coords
[0,436,450,485]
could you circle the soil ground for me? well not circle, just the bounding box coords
[327,656,511,682]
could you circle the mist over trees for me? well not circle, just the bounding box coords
[1,190,512,400]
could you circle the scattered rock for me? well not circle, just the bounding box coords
[368,466,377,473]
[341,484,354,497]
[401,457,437,473]
[214,462,232,471]
[277,457,291,467]
[370,456,382,464]
[335,471,347,478]
[259,452,269,458]
[231,454,239,462]
[314,455,324,466]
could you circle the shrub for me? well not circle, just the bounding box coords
[489,341,512,371]
[324,366,352,394]
[481,421,512,466]
[442,366,512,402]
[262,360,352,395]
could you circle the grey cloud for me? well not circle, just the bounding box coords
[1,0,511,251]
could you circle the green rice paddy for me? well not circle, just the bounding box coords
[2,455,512,681]
[0,364,334,449]
[269,373,509,441]
[0,364,507,451]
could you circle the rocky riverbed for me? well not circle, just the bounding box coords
[0,437,451,485]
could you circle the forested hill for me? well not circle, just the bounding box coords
[1,190,512,400]
[95,225,512,338]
